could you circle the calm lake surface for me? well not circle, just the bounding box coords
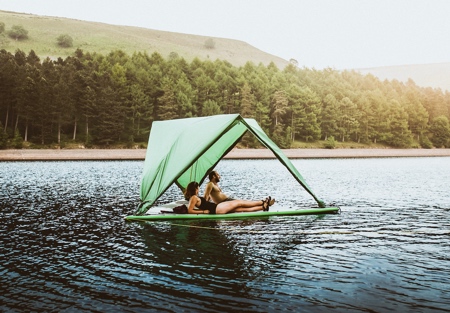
[1,157,449,313]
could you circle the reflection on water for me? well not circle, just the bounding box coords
[1,158,450,312]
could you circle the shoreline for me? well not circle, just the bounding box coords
[1,148,450,161]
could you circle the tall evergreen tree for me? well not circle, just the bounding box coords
[289,85,321,142]
[429,115,450,148]
[354,92,373,143]
[157,78,178,120]
[385,99,413,147]
[128,83,151,140]
[337,97,359,142]
[95,86,126,144]
[271,90,288,126]
[202,99,221,116]
[192,68,217,116]
[320,94,339,140]
[239,82,254,118]
[403,91,429,141]
[15,63,41,142]
[94,61,128,144]
[0,121,7,149]
[39,58,57,144]
[0,50,18,133]
[175,76,196,118]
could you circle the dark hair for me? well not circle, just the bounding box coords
[208,171,217,181]
[185,181,199,199]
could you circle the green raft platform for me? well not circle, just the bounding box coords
[125,206,340,221]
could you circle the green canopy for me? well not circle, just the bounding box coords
[137,114,325,215]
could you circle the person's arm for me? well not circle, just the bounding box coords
[187,196,198,214]
[204,182,213,202]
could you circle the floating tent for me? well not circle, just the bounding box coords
[136,114,325,215]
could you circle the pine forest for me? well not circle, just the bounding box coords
[1,48,450,149]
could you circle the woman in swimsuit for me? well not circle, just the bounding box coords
[184,181,275,215]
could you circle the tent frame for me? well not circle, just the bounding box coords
[136,114,325,215]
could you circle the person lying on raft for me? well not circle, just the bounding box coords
[185,181,275,215]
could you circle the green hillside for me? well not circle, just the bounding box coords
[0,10,289,68]
[2,10,449,92]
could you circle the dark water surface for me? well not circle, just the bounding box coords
[1,157,449,312]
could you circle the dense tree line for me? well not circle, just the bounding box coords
[1,48,450,149]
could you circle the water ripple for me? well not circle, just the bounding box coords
[1,158,450,312]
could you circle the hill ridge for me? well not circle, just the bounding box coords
[0,10,289,68]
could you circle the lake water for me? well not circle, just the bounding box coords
[1,157,449,312]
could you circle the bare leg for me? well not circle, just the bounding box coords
[233,206,264,213]
[216,199,265,214]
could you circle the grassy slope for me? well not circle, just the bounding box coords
[0,10,289,68]
[1,10,449,91]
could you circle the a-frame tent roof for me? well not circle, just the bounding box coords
[136,114,325,215]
